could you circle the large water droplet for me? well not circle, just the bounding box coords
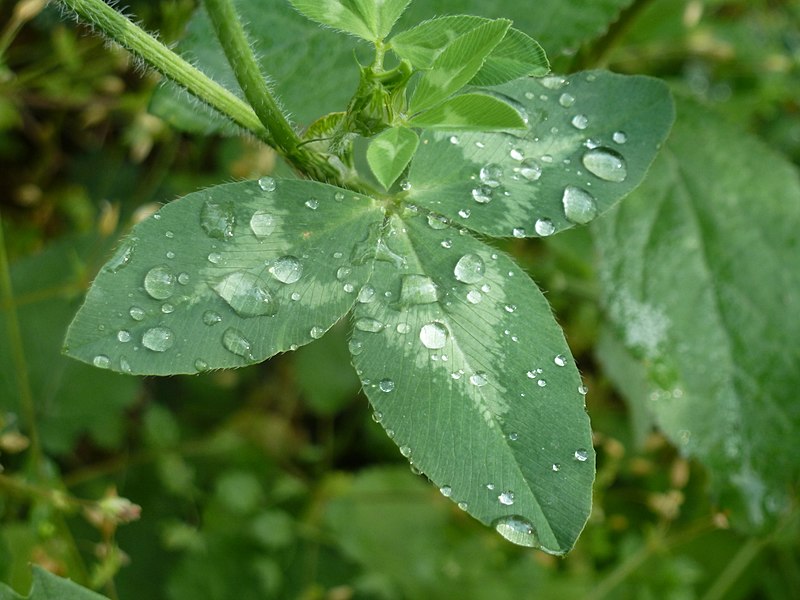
[571,114,589,130]
[471,185,493,204]
[213,271,277,317]
[106,239,136,272]
[454,254,485,284]
[250,210,276,238]
[379,378,395,393]
[117,330,131,343]
[93,355,111,369]
[269,256,303,284]
[498,490,515,505]
[420,321,448,349]
[257,176,276,192]
[479,164,503,188]
[354,318,384,333]
[222,327,254,360]
[562,185,598,224]
[399,274,439,306]
[201,199,235,240]
[535,218,555,237]
[142,326,175,352]
[581,147,628,182]
[144,266,175,300]
[494,516,540,548]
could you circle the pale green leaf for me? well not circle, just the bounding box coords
[366,127,420,189]
[288,0,374,40]
[409,19,510,113]
[389,15,488,69]
[406,70,674,238]
[356,0,412,39]
[65,179,384,375]
[0,566,108,600]
[593,98,800,531]
[470,28,550,86]
[407,93,526,130]
[349,209,594,553]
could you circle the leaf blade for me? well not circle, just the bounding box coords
[288,0,375,40]
[366,127,420,189]
[407,93,526,130]
[390,15,488,69]
[470,28,550,86]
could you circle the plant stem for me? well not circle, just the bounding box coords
[57,0,271,143]
[700,536,766,600]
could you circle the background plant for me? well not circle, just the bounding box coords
[1,0,799,599]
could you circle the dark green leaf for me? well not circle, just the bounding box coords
[409,19,510,113]
[593,98,800,530]
[470,28,550,86]
[65,179,384,375]
[405,71,674,238]
[349,208,594,553]
[366,126,419,189]
[407,93,526,130]
[0,566,108,600]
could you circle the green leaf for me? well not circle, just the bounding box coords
[64,179,384,375]
[358,0,413,39]
[390,15,488,69]
[349,209,594,553]
[407,93,526,130]
[593,97,800,531]
[0,566,109,600]
[409,19,510,114]
[287,0,374,40]
[366,127,420,189]
[470,28,550,86]
[406,70,674,238]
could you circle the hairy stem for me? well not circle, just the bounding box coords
[57,0,271,143]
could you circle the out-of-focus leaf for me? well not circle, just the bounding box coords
[0,566,108,600]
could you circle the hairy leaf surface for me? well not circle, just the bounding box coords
[407,93,527,130]
[349,209,594,553]
[406,71,674,238]
[65,180,384,375]
[593,98,800,530]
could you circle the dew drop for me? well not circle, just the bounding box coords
[420,321,448,349]
[552,463,561,472]
[399,274,439,305]
[348,339,364,355]
[203,310,223,326]
[399,445,412,457]
[471,185,493,204]
[396,323,411,334]
[540,75,566,90]
[129,306,146,321]
[486,483,495,490]
[354,318,384,333]
[291,292,301,301]
[494,516,540,548]
[117,330,131,343]
[334,191,345,202]
[304,198,319,210]
[142,327,175,352]
[562,185,598,224]
[441,239,453,249]
[222,327,254,359]
[257,176,276,192]
[213,271,277,317]
[269,256,303,284]
[207,252,222,265]
[453,254,485,284]
[537,379,547,388]
[194,359,209,372]
[504,304,516,313]
[574,448,589,462]
[449,135,459,145]
[93,355,111,369]
[517,158,542,181]
[106,239,136,272]
[177,272,190,285]
[469,372,488,387]
[479,164,503,188]
[458,501,468,511]
[581,147,628,182]
[512,227,526,238]
[427,214,449,229]
[466,290,482,304]
[571,114,589,129]
[400,180,412,191]
[119,358,132,373]
[144,266,176,300]
[612,131,628,144]
[250,210,276,238]
[439,485,452,498]
[578,384,589,395]
[498,490,515,506]
[558,92,575,107]
[554,354,567,367]
[458,208,471,219]
[200,199,235,240]
[379,378,395,393]
[508,432,519,441]
[358,285,375,303]
[161,303,174,314]
[509,148,524,161]
[534,218,555,237]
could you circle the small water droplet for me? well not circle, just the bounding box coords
[517,158,542,181]
[427,214,449,229]
[582,147,628,182]
[466,290,482,304]
[441,239,453,249]
[117,330,131,343]
[509,147,524,161]
[143,266,177,301]
[558,92,575,107]
[454,254,485,284]
[358,285,376,303]
[578,384,589,395]
[250,210,276,238]
[562,185,598,224]
[571,114,589,130]
[470,372,488,387]
[119,358,132,373]
[552,463,561,472]
[310,326,325,339]
[142,326,175,352]
[207,252,222,265]
[537,379,547,387]
[512,227,526,238]
[222,327,254,359]
[479,164,503,188]
[400,179,412,191]
[540,75,566,90]
[106,239,136,272]
[471,185,493,204]
[348,339,364,355]
[554,354,567,366]
[458,208,471,219]
[334,191,345,202]
[213,271,277,317]
[336,266,352,281]
[439,485,452,497]
[161,303,174,314]
[129,306,146,321]
[613,131,628,144]
[508,432,519,441]
[194,359,209,372]
[177,272,190,285]
[201,198,235,240]
[165,250,175,260]
[534,218,555,237]
[258,176,276,192]
[494,516,540,548]
[399,445,412,457]
[354,318,384,333]
[396,323,411,334]
[574,448,589,462]
[269,256,303,284]
[372,411,383,423]
[420,321,448,349]
[93,355,111,369]
[290,291,301,301]
[399,274,439,305]
[304,198,319,210]
[498,490,515,505]
[203,310,222,325]
[449,135,459,145]
[504,304,516,313]
[379,378,395,393]
[541,154,554,163]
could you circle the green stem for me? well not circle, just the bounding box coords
[57,0,271,143]
[700,536,766,600]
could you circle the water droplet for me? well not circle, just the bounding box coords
[574,448,589,462]
[269,256,303,284]
[458,501,468,510]
[504,304,516,313]
[554,354,567,367]
[222,327,254,360]
[117,330,131,343]
[208,252,223,265]
[119,358,132,373]
[454,254,485,284]
[441,239,453,249]
[165,230,174,239]
[494,516,539,548]
[258,176,276,192]
[129,306,146,321]
[498,490,515,505]
[509,147,525,161]
[305,198,318,210]
[578,384,589,395]
[571,114,589,130]
[354,318,384,333]
[508,432,519,441]
[470,372,488,387]
[203,310,222,325]
[334,191,345,201]
[250,210,276,238]
[213,271,277,317]
[517,158,542,181]
[106,239,136,272]
[537,379,547,388]
[552,463,561,472]
[142,326,175,352]
[427,214,449,229]
[540,75,566,90]
[358,285,376,303]
[305,326,324,340]
[582,147,628,182]
[348,339,364,355]
[177,272,190,285]
[144,266,176,300]
[479,164,503,188]
[534,218,555,237]
[93,355,111,369]
[165,250,175,260]
[558,92,575,107]
[449,135,459,144]
[562,185,598,224]
[396,323,411,334]
[613,131,628,144]
[471,185,493,204]
[161,303,174,314]
[400,180,412,191]
[458,208,471,219]
[399,445,412,457]
[512,228,526,238]
[194,359,209,372]
[420,321,448,349]
[201,199,235,240]
[379,378,395,393]
[399,274,439,305]
[372,411,383,423]
[335,267,352,282]
[439,485,452,497]
[467,290,482,304]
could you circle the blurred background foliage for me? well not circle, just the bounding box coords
[0,0,798,598]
